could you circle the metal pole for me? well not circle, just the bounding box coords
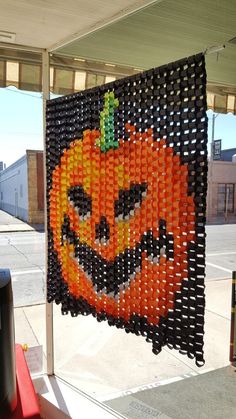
[225,186,229,223]
[212,114,215,141]
[230,271,236,366]
[210,113,219,161]
[210,114,215,161]
[42,49,54,376]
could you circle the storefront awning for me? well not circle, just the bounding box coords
[0,48,136,95]
[1,48,236,115]
[207,83,236,114]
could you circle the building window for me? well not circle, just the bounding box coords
[217,183,234,214]
[0,192,3,200]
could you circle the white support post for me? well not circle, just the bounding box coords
[42,49,54,376]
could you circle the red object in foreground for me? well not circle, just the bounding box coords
[11,344,40,419]
[230,271,236,365]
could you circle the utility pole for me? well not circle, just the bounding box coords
[210,113,219,160]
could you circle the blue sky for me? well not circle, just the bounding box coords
[0,87,236,168]
[0,87,43,168]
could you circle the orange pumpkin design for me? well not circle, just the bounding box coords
[49,92,195,326]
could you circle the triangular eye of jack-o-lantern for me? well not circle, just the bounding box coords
[47,53,208,367]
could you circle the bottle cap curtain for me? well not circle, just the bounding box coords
[46,53,208,366]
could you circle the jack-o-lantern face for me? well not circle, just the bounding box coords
[50,93,195,326]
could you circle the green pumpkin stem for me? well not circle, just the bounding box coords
[96,92,119,152]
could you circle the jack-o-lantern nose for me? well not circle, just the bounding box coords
[95,216,110,244]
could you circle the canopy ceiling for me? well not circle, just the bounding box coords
[0,0,157,50]
[0,0,236,113]
[56,0,236,87]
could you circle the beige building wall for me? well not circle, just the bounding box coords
[27,150,44,224]
[207,160,236,223]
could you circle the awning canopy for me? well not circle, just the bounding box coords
[0,48,136,94]
[0,0,235,114]
[0,48,235,115]
[207,84,236,115]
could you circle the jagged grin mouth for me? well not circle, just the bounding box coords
[61,217,174,298]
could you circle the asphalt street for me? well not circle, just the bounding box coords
[0,231,45,306]
[0,224,235,307]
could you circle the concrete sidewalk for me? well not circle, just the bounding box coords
[14,275,233,418]
[0,209,34,232]
[14,276,232,399]
[106,366,236,419]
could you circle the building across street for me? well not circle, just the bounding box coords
[207,146,236,223]
[0,150,44,224]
